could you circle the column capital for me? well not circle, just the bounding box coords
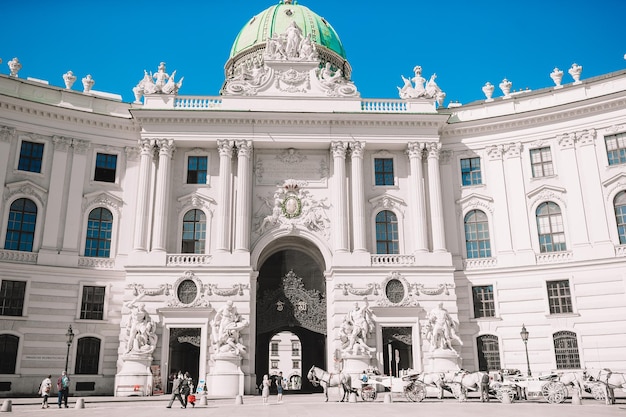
[576,129,596,147]
[0,126,16,143]
[72,138,90,155]
[349,141,366,158]
[236,140,253,158]
[157,138,176,157]
[217,139,234,158]
[425,142,442,159]
[52,135,72,152]
[487,145,503,160]
[503,142,522,158]
[407,142,424,159]
[138,139,155,155]
[331,141,347,158]
[557,133,576,150]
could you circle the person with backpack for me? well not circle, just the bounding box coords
[56,371,70,408]
[166,373,186,408]
[180,372,192,408]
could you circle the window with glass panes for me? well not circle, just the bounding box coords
[187,156,208,184]
[75,337,101,374]
[271,342,279,356]
[4,198,37,252]
[461,157,482,186]
[472,285,495,318]
[80,286,105,320]
[374,158,394,186]
[291,341,300,356]
[477,335,501,371]
[553,331,581,369]
[17,141,44,173]
[530,147,554,177]
[181,209,206,253]
[547,280,573,314]
[0,280,26,317]
[536,202,567,252]
[464,210,491,258]
[84,208,113,258]
[94,153,117,183]
[614,191,626,244]
[605,132,626,166]
[375,210,399,254]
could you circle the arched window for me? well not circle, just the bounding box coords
[75,337,101,375]
[84,208,113,258]
[464,210,491,258]
[182,209,206,254]
[476,334,500,371]
[536,202,566,252]
[375,210,398,254]
[614,191,626,244]
[4,198,37,252]
[0,334,19,374]
[553,331,580,369]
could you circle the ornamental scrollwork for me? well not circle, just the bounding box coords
[413,283,455,296]
[205,283,249,297]
[127,283,171,297]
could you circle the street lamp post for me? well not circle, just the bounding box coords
[64,325,74,373]
[520,324,531,376]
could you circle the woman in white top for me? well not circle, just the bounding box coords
[39,375,52,408]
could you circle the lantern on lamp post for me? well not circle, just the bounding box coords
[64,325,74,374]
[520,324,531,376]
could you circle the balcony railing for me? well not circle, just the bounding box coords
[536,251,573,264]
[167,254,212,266]
[78,257,115,269]
[0,249,37,264]
[463,257,497,270]
[174,97,223,110]
[371,254,415,266]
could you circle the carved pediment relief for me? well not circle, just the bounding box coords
[82,191,123,215]
[526,184,567,208]
[369,194,406,216]
[4,180,47,206]
[456,193,494,215]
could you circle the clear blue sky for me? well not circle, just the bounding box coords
[3,0,625,106]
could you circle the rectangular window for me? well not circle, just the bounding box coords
[291,342,300,356]
[271,360,279,369]
[530,147,554,177]
[271,342,279,356]
[94,153,117,183]
[472,285,495,318]
[461,157,482,186]
[292,360,300,369]
[80,286,105,320]
[18,141,44,173]
[0,280,26,317]
[374,158,394,186]
[606,132,626,166]
[187,156,208,184]
[547,280,573,314]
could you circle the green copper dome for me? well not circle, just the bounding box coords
[230,1,346,60]
[225,0,351,79]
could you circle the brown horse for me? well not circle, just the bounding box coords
[307,366,352,402]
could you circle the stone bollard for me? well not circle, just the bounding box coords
[199,395,208,406]
[0,399,11,412]
[234,395,243,405]
[75,398,85,409]
[348,392,357,403]
[384,393,392,403]
[571,389,582,405]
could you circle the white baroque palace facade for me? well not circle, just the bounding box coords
[0,1,625,397]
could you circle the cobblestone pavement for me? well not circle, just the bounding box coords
[3,393,626,417]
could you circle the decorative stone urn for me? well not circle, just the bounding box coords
[499,78,512,98]
[63,71,77,90]
[550,67,564,88]
[568,63,583,85]
[482,82,495,102]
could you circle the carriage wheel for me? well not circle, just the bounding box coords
[495,386,515,403]
[404,381,426,402]
[541,381,567,404]
[360,385,377,402]
[590,383,606,401]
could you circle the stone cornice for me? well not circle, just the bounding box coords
[442,96,626,138]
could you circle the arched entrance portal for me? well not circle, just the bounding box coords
[256,248,326,393]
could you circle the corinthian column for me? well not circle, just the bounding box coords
[407,142,428,252]
[234,140,253,253]
[152,139,175,252]
[216,140,234,253]
[426,143,446,252]
[350,141,367,253]
[133,139,155,252]
[331,141,348,253]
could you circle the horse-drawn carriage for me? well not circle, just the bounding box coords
[490,371,568,403]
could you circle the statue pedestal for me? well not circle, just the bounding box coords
[342,353,373,387]
[423,349,461,373]
[115,356,153,396]
[207,354,244,397]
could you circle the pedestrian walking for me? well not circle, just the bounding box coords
[166,373,186,409]
[180,372,192,408]
[56,371,70,408]
[276,371,285,403]
[38,375,52,408]
[480,372,490,402]
[261,374,270,405]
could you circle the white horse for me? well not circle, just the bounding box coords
[410,372,445,399]
[442,370,489,401]
[307,366,352,402]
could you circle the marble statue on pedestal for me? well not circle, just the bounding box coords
[124,296,158,355]
[339,299,375,356]
[210,300,249,356]
[424,302,463,352]
[398,65,445,100]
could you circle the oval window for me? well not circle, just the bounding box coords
[385,279,405,304]
[177,279,198,304]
